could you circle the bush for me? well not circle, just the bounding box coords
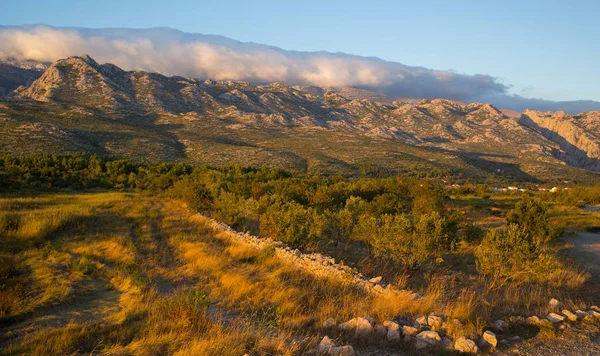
[460,223,484,243]
[368,212,457,269]
[259,200,326,249]
[506,197,560,243]
[475,224,539,276]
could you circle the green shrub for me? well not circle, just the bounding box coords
[368,211,457,269]
[259,200,326,249]
[460,223,484,243]
[475,224,539,276]
[506,197,561,243]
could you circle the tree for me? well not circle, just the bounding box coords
[506,197,560,243]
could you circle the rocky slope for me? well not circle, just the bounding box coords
[519,110,600,171]
[2,55,600,182]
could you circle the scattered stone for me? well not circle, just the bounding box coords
[591,305,600,312]
[442,336,453,350]
[427,315,444,331]
[415,339,429,350]
[363,315,374,325]
[482,330,498,349]
[416,330,442,346]
[338,318,358,331]
[383,321,400,342]
[329,345,355,356]
[374,323,387,338]
[509,335,522,343]
[318,336,335,353]
[402,325,418,337]
[559,324,568,331]
[526,316,541,325]
[562,310,578,322]
[323,318,337,328]
[546,313,565,323]
[454,336,479,354]
[492,320,508,333]
[369,276,382,284]
[576,310,588,320]
[549,298,560,308]
[354,317,373,339]
[415,316,428,328]
[588,310,600,319]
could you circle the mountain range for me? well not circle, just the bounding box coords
[1,54,599,184]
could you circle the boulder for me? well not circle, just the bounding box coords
[329,345,355,356]
[562,310,577,322]
[491,319,508,333]
[416,330,442,346]
[526,316,540,325]
[363,315,374,325]
[576,310,589,320]
[354,317,373,339]
[549,298,560,308]
[482,330,498,349]
[323,318,337,328]
[374,323,387,338]
[369,276,382,284]
[402,325,418,337]
[384,321,400,342]
[587,310,600,318]
[415,339,429,350]
[318,336,336,353]
[546,313,565,323]
[442,336,453,350]
[454,336,479,354]
[415,316,428,328]
[427,315,444,331]
[338,318,358,331]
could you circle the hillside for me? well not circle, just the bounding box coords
[1,55,600,183]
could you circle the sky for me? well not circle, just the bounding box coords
[0,0,599,104]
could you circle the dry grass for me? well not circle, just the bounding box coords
[1,191,597,355]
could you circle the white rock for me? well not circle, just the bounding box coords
[318,336,335,353]
[383,321,400,342]
[562,310,577,322]
[354,317,373,339]
[442,336,453,350]
[323,318,337,328]
[526,315,540,325]
[587,310,600,318]
[329,345,355,356]
[492,319,508,332]
[338,318,358,331]
[369,276,382,284]
[576,310,589,320]
[428,315,444,331]
[454,336,479,354]
[402,325,418,336]
[549,298,560,308]
[546,312,565,323]
[416,330,442,346]
[482,330,498,349]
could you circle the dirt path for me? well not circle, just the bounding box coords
[566,232,600,272]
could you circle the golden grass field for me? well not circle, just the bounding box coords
[0,191,598,355]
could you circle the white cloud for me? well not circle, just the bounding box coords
[2,25,599,113]
[0,25,508,100]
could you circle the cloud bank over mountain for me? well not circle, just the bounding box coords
[1,25,598,113]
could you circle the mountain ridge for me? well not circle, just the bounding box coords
[2,55,600,183]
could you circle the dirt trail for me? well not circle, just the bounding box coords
[567,232,600,271]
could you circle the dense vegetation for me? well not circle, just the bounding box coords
[2,153,599,354]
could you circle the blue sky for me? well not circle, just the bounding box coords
[1,0,598,102]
